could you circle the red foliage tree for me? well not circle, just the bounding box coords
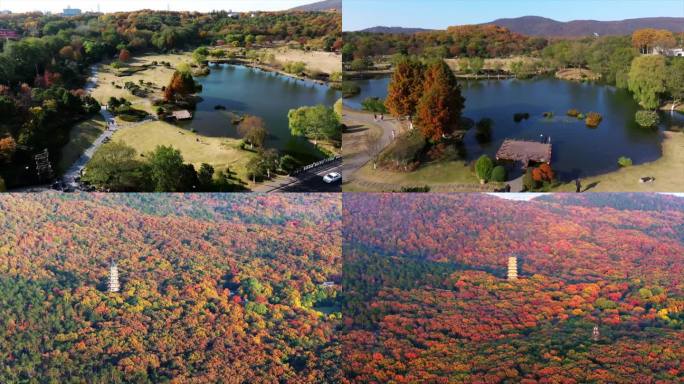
[414,61,465,141]
[119,49,131,62]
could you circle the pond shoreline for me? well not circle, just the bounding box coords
[553,130,684,192]
[204,58,337,87]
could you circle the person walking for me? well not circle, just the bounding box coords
[575,178,582,193]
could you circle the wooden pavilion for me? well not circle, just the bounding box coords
[495,139,552,168]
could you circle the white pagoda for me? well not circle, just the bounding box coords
[507,256,518,280]
[108,260,120,293]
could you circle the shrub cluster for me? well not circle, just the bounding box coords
[634,110,660,127]
[585,112,603,128]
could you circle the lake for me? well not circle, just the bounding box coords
[179,64,340,159]
[346,76,684,180]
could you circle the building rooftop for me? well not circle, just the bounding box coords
[172,110,192,120]
[496,139,552,166]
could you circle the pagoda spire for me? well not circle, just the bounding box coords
[592,324,600,341]
[108,260,120,293]
[507,256,518,280]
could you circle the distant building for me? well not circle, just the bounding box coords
[63,7,81,16]
[320,281,336,288]
[0,29,19,40]
[592,324,600,341]
[227,9,239,18]
[108,260,120,293]
[0,10,11,15]
[507,256,518,280]
[654,46,684,57]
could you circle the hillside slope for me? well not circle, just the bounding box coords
[290,0,341,12]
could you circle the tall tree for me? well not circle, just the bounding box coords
[164,70,197,102]
[148,145,188,192]
[666,58,684,109]
[628,55,667,110]
[238,116,268,149]
[288,105,340,144]
[414,61,465,141]
[385,58,424,119]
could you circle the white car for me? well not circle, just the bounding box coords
[322,172,342,184]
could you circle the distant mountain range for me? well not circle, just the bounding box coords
[485,16,684,37]
[357,16,684,36]
[290,0,341,12]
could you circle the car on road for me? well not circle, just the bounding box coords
[322,172,342,184]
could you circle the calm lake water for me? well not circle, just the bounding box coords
[346,76,684,180]
[179,64,339,159]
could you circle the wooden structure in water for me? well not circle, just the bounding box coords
[496,139,552,168]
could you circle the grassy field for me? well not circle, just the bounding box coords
[555,68,601,81]
[90,52,193,115]
[262,47,341,75]
[554,131,684,192]
[110,120,256,186]
[58,115,107,174]
[344,158,489,192]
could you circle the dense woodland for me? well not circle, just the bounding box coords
[0,193,342,383]
[0,10,341,189]
[342,193,684,383]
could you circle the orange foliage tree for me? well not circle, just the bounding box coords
[414,61,465,141]
[385,58,424,119]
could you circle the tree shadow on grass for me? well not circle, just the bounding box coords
[582,181,600,192]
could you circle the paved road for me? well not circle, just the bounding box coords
[62,107,117,187]
[341,109,402,181]
[253,160,342,192]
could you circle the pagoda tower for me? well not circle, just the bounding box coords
[592,324,600,341]
[507,256,518,280]
[108,260,120,293]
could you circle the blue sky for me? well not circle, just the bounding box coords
[1,0,316,13]
[344,0,684,31]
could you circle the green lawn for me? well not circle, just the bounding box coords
[58,115,107,174]
[345,158,491,192]
[109,120,257,185]
[553,131,684,192]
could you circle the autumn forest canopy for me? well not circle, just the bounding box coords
[342,193,684,383]
[0,193,342,383]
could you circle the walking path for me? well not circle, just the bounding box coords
[62,64,157,187]
[62,107,117,187]
[341,109,403,182]
[342,108,498,192]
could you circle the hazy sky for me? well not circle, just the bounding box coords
[1,0,316,13]
[344,0,684,31]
